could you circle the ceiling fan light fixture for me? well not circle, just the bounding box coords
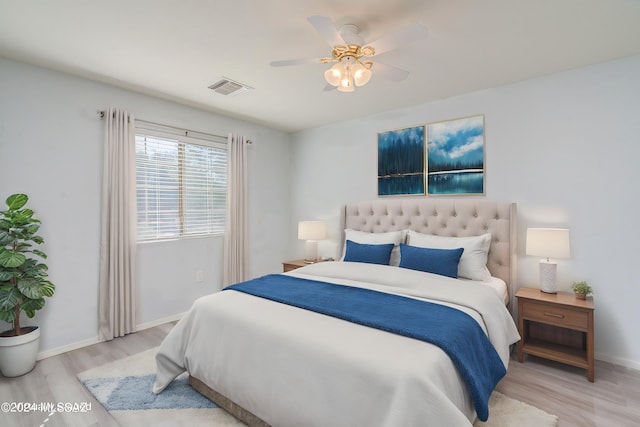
[272,15,425,93]
[323,53,374,91]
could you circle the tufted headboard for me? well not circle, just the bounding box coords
[339,199,517,308]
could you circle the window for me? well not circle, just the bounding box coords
[135,128,227,241]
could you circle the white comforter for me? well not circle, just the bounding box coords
[154,262,520,427]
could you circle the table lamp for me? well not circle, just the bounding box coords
[298,221,327,262]
[526,228,571,293]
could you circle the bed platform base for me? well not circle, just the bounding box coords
[189,375,271,427]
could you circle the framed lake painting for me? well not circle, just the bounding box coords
[426,115,485,195]
[378,125,425,196]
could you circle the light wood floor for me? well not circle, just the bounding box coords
[0,323,175,427]
[496,353,640,427]
[1,322,639,427]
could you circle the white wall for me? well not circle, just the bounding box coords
[290,54,640,370]
[3,52,640,369]
[0,57,291,355]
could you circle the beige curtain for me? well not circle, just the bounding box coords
[98,108,137,341]
[223,133,249,287]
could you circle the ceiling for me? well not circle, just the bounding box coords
[2,0,640,133]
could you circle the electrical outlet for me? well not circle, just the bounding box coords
[196,270,204,282]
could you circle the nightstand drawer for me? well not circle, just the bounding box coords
[283,262,303,272]
[282,259,317,272]
[283,259,329,272]
[522,300,588,330]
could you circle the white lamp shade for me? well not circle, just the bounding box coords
[526,228,571,259]
[298,221,327,241]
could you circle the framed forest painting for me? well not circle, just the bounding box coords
[426,115,485,195]
[377,125,425,196]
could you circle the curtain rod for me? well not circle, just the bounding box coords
[96,110,252,144]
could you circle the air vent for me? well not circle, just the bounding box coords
[208,77,253,96]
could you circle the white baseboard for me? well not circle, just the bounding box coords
[37,336,101,361]
[36,312,186,361]
[595,351,640,372]
[135,312,185,332]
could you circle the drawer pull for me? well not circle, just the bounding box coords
[544,312,565,319]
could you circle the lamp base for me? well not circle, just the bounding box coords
[304,240,318,263]
[539,260,557,293]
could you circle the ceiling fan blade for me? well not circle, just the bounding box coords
[371,61,410,82]
[270,58,323,67]
[367,23,427,56]
[307,15,346,47]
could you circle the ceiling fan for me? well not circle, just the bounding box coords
[270,15,427,92]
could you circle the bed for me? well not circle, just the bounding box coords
[154,199,520,427]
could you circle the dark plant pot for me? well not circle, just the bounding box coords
[575,292,587,300]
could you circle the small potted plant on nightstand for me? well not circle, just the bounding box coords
[571,281,592,300]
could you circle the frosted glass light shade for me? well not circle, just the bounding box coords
[353,63,372,86]
[338,57,354,92]
[324,64,343,86]
[337,81,355,92]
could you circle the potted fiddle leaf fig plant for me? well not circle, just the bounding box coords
[0,193,55,377]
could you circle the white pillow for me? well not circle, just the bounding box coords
[406,230,492,281]
[341,229,406,266]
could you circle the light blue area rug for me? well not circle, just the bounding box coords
[78,347,557,427]
[77,347,245,426]
[82,374,216,411]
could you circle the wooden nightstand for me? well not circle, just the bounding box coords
[282,259,314,272]
[516,287,595,382]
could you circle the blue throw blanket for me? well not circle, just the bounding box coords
[226,274,506,421]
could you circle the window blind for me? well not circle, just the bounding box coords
[135,133,227,241]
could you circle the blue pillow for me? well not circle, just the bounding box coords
[343,240,395,265]
[399,244,464,278]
